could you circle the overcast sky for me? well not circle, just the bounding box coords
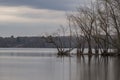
[0,0,89,37]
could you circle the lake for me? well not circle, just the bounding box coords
[0,48,119,80]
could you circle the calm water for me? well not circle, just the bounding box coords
[0,48,119,80]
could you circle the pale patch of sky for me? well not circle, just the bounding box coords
[0,0,90,37]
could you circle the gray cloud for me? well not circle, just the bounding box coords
[0,0,83,11]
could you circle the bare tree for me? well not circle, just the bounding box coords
[44,26,74,56]
[69,6,97,55]
[67,15,86,55]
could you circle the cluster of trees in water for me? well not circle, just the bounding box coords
[45,0,120,56]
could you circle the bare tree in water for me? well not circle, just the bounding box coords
[67,15,86,55]
[68,6,97,55]
[44,26,74,56]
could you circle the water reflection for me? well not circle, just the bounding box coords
[0,54,119,80]
[113,56,120,80]
[75,56,120,80]
[0,52,56,57]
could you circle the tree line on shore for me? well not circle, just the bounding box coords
[0,36,74,48]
